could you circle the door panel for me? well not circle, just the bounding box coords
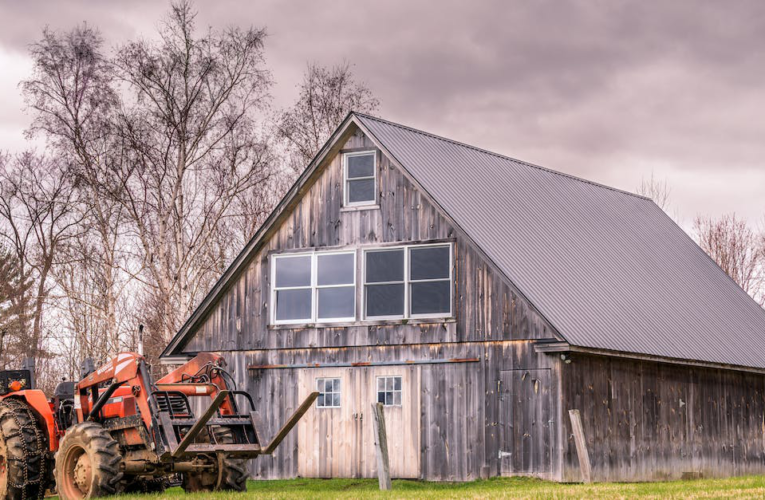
[499,369,552,475]
[359,366,421,479]
[298,368,363,477]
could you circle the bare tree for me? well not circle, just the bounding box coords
[275,61,380,173]
[637,172,672,212]
[22,23,129,361]
[107,1,275,348]
[0,153,80,365]
[694,213,764,304]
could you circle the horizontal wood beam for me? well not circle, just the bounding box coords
[248,357,480,371]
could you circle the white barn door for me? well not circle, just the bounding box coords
[297,366,421,478]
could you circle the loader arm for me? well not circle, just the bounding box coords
[262,391,319,454]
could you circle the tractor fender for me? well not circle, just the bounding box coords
[3,390,58,451]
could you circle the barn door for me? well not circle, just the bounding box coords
[297,368,365,477]
[498,369,552,476]
[297,366,421,479]
[359,366,421,479]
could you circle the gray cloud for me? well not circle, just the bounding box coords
[1,0,763,227]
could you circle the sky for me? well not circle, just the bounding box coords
[1,0,763,232]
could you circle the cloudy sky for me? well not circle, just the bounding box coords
[1,0,763,231]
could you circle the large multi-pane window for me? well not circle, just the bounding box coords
[272,251,355,324]
[364,244,452,320]
[271,243,452,325]
[344,151,376,206]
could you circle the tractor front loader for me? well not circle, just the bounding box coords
[55,351,318,499]
[0,352,317,500]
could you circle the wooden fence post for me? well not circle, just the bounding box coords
[568,409,592,483]
[372,402,392,490]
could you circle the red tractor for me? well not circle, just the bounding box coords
[0,352,317,499]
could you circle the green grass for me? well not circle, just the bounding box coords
[55,475,765,499]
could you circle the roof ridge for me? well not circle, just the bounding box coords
[353,112,652,202]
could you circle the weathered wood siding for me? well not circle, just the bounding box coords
[560,353,765,482]
[181,127,554,355]
[177,125,560,481]
[224,341,560,481]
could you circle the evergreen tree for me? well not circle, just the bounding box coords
[0,246,33,368]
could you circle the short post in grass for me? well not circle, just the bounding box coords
[372,402,392,490]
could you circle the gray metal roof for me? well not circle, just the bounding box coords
[357,113,765,369]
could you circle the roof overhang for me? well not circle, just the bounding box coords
[534,340,765,375]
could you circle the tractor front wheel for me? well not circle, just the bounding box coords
[55,422,123,500]
[0,398,49,500]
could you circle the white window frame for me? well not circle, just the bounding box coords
[363,243,453,321]
[271,250,357,325]
[408,244,454,320]
[316,377,341,409]
[343,151,377,207]
[376,375,403,407]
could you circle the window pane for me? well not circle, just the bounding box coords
[317,394,325,407]
[317,379,324,391]
[333,379,341,392]
[275,255,311,287]
[318,287,355,319]
[386,392,393,406]
[410,281,451,315]
[333,393,341,407]
[317,253,354,286]
[276,289,312,320]
[347,179,375,204]
[325,379,333,392]
[366,250,404,283]
[386,378,393,390]
[366,284,404,317]
[394,377,401,390]
[410,246,450,280]
[377,378,385,391]
[394,392,401,405]
[378,392,385,404]
[347,154,374,178]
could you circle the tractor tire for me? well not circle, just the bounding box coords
[0,398,49,500]
[181,427,249,493]
[55,422,123,500]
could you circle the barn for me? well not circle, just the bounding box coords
[160,112,765,482]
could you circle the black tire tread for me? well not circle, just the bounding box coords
[55,421,123,499]
[0,398,49,500]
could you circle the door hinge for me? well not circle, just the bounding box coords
[498,450,512,459]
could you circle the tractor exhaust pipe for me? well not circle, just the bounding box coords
[137,324,144,356]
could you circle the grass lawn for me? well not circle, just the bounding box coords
[54,475,765,499]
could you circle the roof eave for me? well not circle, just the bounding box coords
[534,341,765,375]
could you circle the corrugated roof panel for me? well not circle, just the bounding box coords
[357,113,765,369]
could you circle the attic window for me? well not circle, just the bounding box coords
[344,151,376,206]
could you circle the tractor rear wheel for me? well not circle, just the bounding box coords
[0,398,49,500]
[55,422,123,500]
[181,427,249,493]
